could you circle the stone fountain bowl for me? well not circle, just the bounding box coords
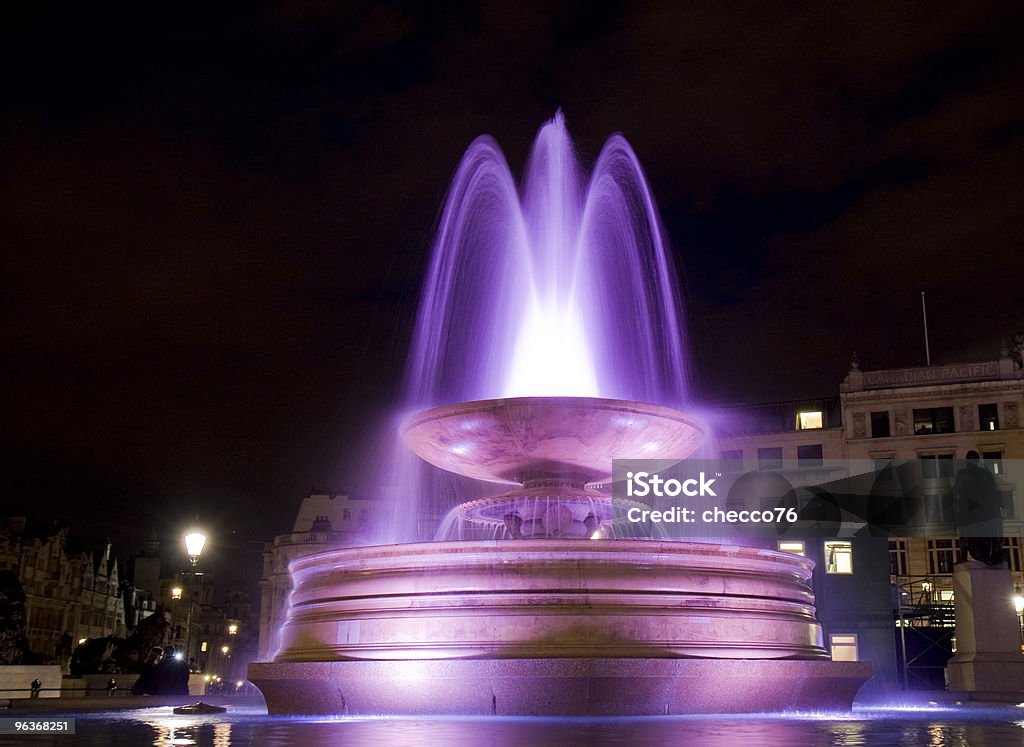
[401,396,705,485]
[272,539,827,663]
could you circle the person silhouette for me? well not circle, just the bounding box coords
[131,647,163,695]
[953,450,1003,566]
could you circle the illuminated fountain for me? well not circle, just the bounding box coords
[249,114,870,714]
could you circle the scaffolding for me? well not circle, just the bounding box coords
[894,575,955,690]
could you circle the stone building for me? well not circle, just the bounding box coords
[257,491,374,660]
[713,343,1024,691]
[0,517,125,661]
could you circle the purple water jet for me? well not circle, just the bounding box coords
[408,111,687,407]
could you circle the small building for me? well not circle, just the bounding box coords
[257,491,375,660]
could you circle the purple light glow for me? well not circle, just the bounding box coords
[406,111,689,408]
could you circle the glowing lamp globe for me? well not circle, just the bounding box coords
[184,531,207,566]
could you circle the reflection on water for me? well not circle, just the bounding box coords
[2,706,1024,747]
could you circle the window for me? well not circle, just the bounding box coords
[1000,489,1015,520]
[889,539,908,576]
[920,454,954,478]
[343,509,352,520]
[1004,538,1022,573]
[797,411,823,430]
[925,491,955,523]
[720,450,742,472]
[979,403,999,431]
[873,456,894,475]
[725,496,746,513]
[758,447,783,470]
[871,411,891,438]
[797,444,823,468]
[927,538,956,574]
[982,450,1003,476]
[913,407,955,435]
[778,540,805,556]
[200,641,208,653]
[830,634,859,662]
[825,541,853,574]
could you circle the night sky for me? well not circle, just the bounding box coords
[2,2,1022,584]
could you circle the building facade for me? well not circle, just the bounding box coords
[713,345,1024,692]
[0,518,125,662]
[257,491,375,660]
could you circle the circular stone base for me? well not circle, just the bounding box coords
[249,658,872,716]
[277,540,828,662]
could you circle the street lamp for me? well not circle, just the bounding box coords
[182,530,207,670]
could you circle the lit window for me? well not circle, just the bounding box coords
[913,407,954,435]
[200,641,208,652]
[778,541,806,556]
[979,403,999,431]
[825,541,853,574]
[830,633,858,662]
[983,450,1003,476]
[798,411,823,430]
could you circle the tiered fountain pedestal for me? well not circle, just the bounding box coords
[250,397,871,714]
[250,539,870,715]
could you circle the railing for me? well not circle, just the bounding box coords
[894,575,956,690]
[0,685,120,709]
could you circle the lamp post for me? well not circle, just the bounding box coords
[182,530,207,670]
[1014,586,1024,645]
[170,586,183,647]
[221,644,231,681]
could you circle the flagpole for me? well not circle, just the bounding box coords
[921,291,931,366]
